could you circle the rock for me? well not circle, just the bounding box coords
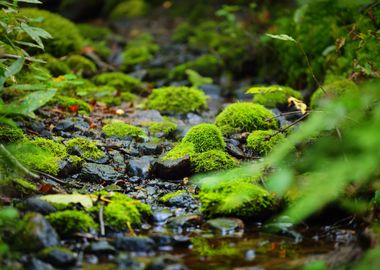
[109,150,126,170]
[153,208,173,224]
[114,253,141,269]
[206,218,244,235]
[87,240,116,255]
[154,156,191,180]
[80,163,121,182]
[139,143,163,156]
[17,213,60,252]
[226,143,245,159]
[24,257,55,270]
[167,214,202,229]
[58,159,82,178]
[128,176,141,183]
[162,192,195,208]
[127,156,154,178]
[186,113,204,125]
[199,84,221,97]
[54,119,75,132]
[21,198,57,215]
[38,247,76,268]
[131,110,164,122]
[114,236,155,253]
[145,255,189,270]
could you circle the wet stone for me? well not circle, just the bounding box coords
[186,113,204,125]
[24,257,55,270]
[206,218,245,235]
[21,198,57,215]
[167,214,202,229]
[114,236,155,253]
[58,159,82,178]
[139,143,163,156]
[80,163,121,182]
[226,143,245,159]
[145,255,189,270]
[162,192,195,208]
[38,247,76,268]
[87,240,116,255]
[128,156,154,178]
[154,156,191,180]
[153,208,173,223]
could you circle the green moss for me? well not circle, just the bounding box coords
[0,125,26,144]
[47,210,97,236]
[100,192,152,230]
[109,0,148,20]
[147,121,177,136]
[163,142,196,161]
[18,8,84,57]
[51,95,92,114]
[0,177,38,197]
[145,86,208,114]
[247,85,303,108]
[172,22,193,43]
[93,72,142,92]
[246,130,286,156]
[102,122,146,139]
[15,63,52,84]
[65,137,105,160]
[215,102,278,135]
[31,137,68,159]
[77,23,112,41]
[183,123,225,153]
[169,54,222,79]
[37,54,71,77]
[191,150,237,173]
[160,190,187,203]
[191,238,240,258]
[310,79,359,109]
[39,246,74,258]
[65,55,97,74]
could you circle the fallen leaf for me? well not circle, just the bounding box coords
[288,97,307,114]
[39,194,94,208]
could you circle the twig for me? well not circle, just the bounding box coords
[266,111,308,121]
[0,144,40,179]
[0,53,45,63]
[267,112,310,139]
[99,206,105,236]
[34,170,81,187]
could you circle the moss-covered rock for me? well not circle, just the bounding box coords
[147,121,177,136]
[246,130,286,156]
[182,123,225,153]
[191,150,237,173]
[0,178,38,197]
[31,138,67,159]
[160,190,187,203]
[65,137,105,160]
[51,95,92,114]
[109,0,148,20]
[77,23,112,41]
[247,85,303,108]
[163,142,195,161]
[169,54,222,79]
[215,102,278,135]
[65,55,97,75]
[47,210,97,236]
[18,8,84,57]
[310,79,359,109]
[0,125,26,144]
[145,86,207,114]
[102,122,146,139]
[37,54,71,77]
[93,72,142,92]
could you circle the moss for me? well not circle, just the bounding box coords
[18,8,84,57]
[51,95,92,114]
[14,63,52,84]
[0,177,38,197]
[169,54,222,79]
[191,150,237,173]
[191,238,240,258]
[47,210,97,236]
[310,79,359,109]
[65,137,105,160]
[145,86,208,114]
[172,22,193,43]
[160,190,187,203]
[246,130,286,156]
[109,0,148,20]
[77,23,112,41]
[37,54,71,77]
[247,85,303,108]
[99,192,152,230]
[147,121,177,136]
[39,246,74,258]
[163,142,196,161]
[65,55,97,74]
[93,72,142,92]
[0,125,26,144]
[182,123,225,153]
[31,137,68,159]
[215,102,278,135]
[102,122,146,139]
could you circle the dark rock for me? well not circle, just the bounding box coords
[58,159,82,178]
[114,253,141,269]
[226,143,245,159]
[172,236,191,248]
[162,192,195,208]
[153,208,173,223]
[109,150,126,170]
[145,255,189,270]
[21,198,57,215]
[127,156,154,178]
[128,176,141,183]
[206,218,244,235]
[139,143,163,156]
[154,156,191,180]
[80,163,121,182]
[17,213,60,252]
[199,84,222,96]
[54,118,89,132]
[87,240,116,255]
[38,247,76,268]
[114,236,155,253]
[25,257,55,270]
[167,214,202,229]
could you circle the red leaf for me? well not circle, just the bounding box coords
[69,104,79,113]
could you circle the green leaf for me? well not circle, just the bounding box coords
[0,57,24,88]
[266,33,296,43]
[39,194,94,208]
[20,23,52,50]
[17,0,42,3]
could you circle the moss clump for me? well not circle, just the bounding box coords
[0,125,26,143]
[37,54,71,77]
[246,130,286,156]
[100,192,152,230]
[93,72,142,92]
[145,86,208,114]
[65,137,105,160]
[0,177,38,197]
[77,23,112,41]
[65,55,97,74]
[31,137,68,159]
[182,124,225,153]
[147,121,177,136]
[160,190,187,203]
[310,79,359,109]
[109,0,148,20]
[215,102,278,135]
[47,210,97,236]
[247,85,303,108]
[102,122,146,139]
[169,54,222,79]
[18,8,84,57]
[191,150,237,173]
[52,95,92,114]
[163,142,195,161]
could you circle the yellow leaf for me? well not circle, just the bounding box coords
[288,97,307,114]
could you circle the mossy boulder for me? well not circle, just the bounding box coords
[191,150,237,173]
[65,137,105,160]
[145,86,208,114]
[0,125,26,143]
[246,130,286,156]
[310,79,359,109]
[77,24,112,42]
[93,72,142,92]
[163,142,196,161]
[182,123,225,153]
[246,85,303,108]
[147,121,177,136]
[18,8,84,57]
[51,95,92,114]
[47,210,97,236]
[215,102,278,135]
[65,55,97,75]
[102,122,146,139]
[31,137,68,159]
[109,0,148,20]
